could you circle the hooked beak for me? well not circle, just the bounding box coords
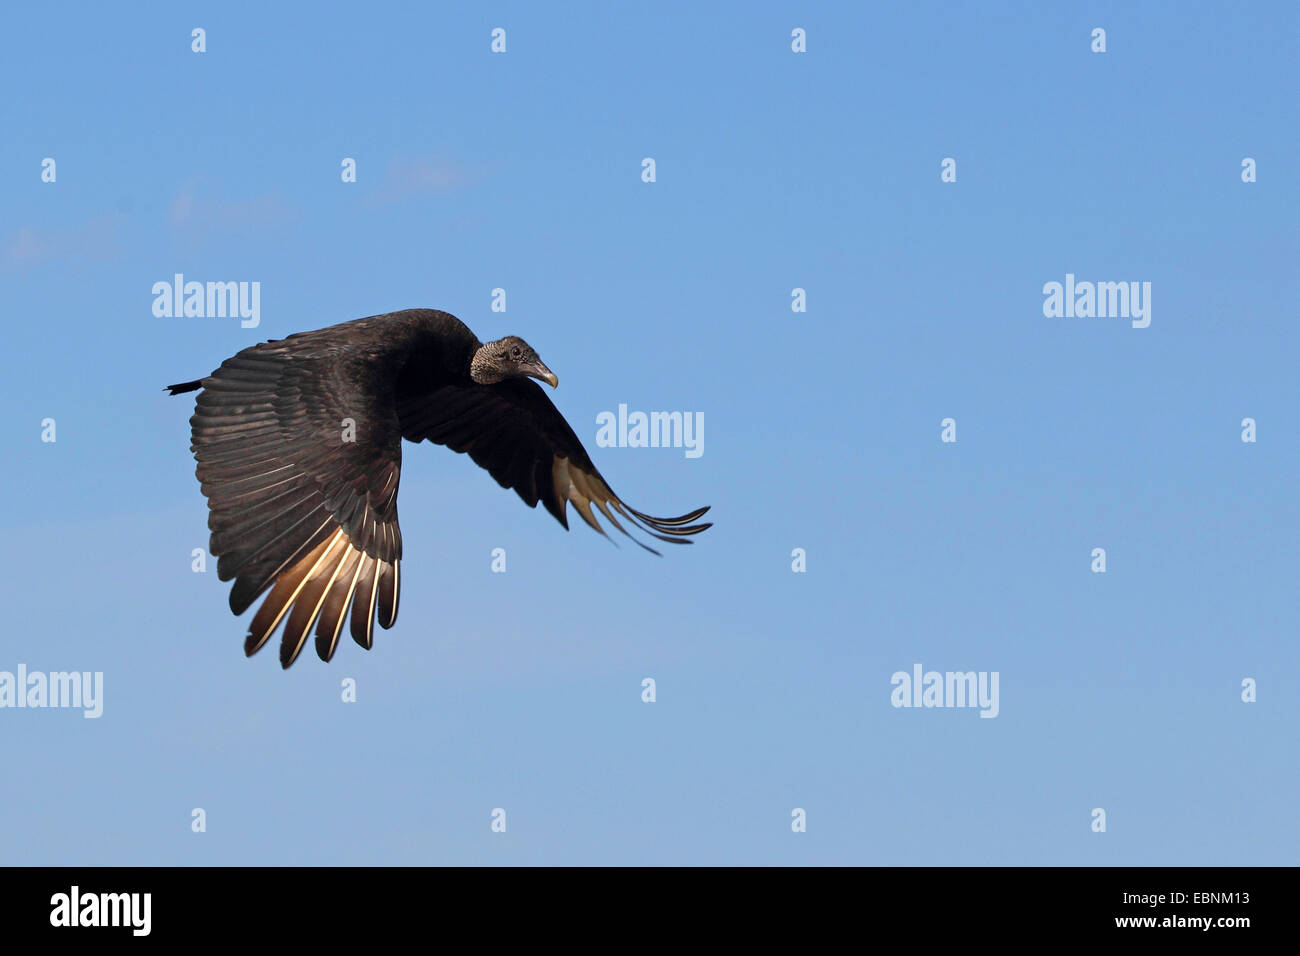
[527,361,559,389]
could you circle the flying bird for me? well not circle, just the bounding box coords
[167,308,711,668]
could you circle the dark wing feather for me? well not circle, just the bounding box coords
[191,344,404,667]
[396,377,710,554]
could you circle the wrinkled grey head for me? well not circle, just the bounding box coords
[470,335,559,388]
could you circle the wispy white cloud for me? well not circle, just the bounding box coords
[168,178,296,236]
[1,214,126,272]
[368,155,475,205]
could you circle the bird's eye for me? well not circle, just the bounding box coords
[511,347,522,359]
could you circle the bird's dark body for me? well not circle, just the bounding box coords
[169,308,710,667]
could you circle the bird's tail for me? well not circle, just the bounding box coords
[164,379,203,395]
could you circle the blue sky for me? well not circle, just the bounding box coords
[1,1,1296,865]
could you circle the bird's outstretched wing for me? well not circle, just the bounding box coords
[191,344,404,667]
[396,377,711,554]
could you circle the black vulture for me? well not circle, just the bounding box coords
[167,308,711,668]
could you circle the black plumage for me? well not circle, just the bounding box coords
[168,308,711,667]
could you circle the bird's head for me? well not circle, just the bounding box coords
[470,336,559,388]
